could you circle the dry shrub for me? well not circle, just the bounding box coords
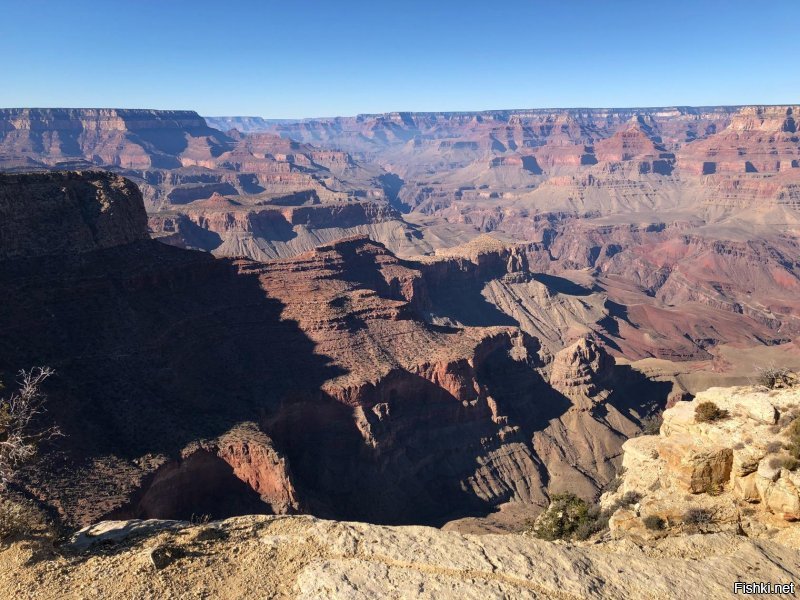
[756,365,798,390]
[0,496,54,544]
[639,413,663,436]
[780,456,800,471]
[694,401,728,424]
[643,515,666,530]
[784,417,800,460]
[765,440,783,454]
[0,367,59,487]
[683,508,714,526]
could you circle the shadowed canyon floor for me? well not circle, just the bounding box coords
[0,171,675,531]
[6,383,800,599]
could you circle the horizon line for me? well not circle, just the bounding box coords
[1,103,798,122]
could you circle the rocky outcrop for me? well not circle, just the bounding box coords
[604,385,800,540]
[0,173,668,529]
[0,108,380,205]
[148,199,418,260]
[4,514,800,599]
[549,338,614,406]
[0,171,149,259]
[0,108,223,170]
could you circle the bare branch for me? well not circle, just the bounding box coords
[0,367,59,487]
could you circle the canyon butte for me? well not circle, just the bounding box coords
[1,105,800,598]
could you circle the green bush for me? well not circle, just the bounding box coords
[532,493,592,541]
[694,401,729,424]
[532,490,641,542]
[640,413,663,436]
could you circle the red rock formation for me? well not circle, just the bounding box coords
[549,338,614,407]
[678,106,799,175]
[1,173,668,528]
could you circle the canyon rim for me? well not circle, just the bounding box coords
[2,1,800,597]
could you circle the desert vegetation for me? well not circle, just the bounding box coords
[643,515,666,530]
[782,417,800,470]
[0,367,58,543]
[694,401,729,424]
[529,491,641,541]
[756,366,798,390]
[683,508,715,528]
[0,366,58,487]
[639,413,663,436]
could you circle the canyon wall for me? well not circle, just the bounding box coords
[0,172,669,528]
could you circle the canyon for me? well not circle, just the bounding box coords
[0,171,671,530]
[3,384,800,599]
[2,107,799,370]
[1,104,800,597]
[2,105,800,532]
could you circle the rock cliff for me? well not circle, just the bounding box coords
[604,384,800,545]
[0,171,148,259]
[4,106,800,371]
[0,172,668,529]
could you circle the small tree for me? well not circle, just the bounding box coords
[640,413,663,436]
[0,367,58,488]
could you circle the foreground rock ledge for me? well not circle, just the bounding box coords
[3,515,800,599]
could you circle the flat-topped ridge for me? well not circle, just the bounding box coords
[0,170,149,259]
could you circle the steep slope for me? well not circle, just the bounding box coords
[0,172,668,529]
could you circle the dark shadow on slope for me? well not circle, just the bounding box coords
[476,338,570,432]
[110,450,271,521]
[425,279,519,327]
[521,155,543,174]
[158,217,224,252]
[0,240,344,525]
[531,273,593,296]
[604,364,672,422]
[260,334,566,526]
[597,299,634,341]
[414,258,520,328]
[378,172,409,213]
[265,360,552,526]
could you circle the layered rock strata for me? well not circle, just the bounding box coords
[0,172,667,528]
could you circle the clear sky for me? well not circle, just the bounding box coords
[2,0,798,118]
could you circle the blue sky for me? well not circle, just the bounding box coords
[1,0,798,118]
